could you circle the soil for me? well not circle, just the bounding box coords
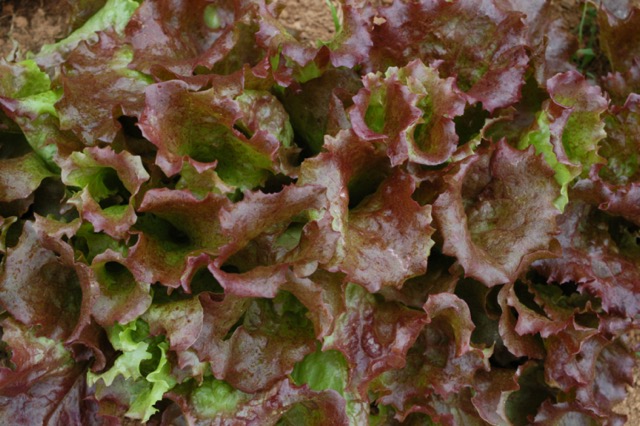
[1,0,639,423]
[277,0,336,45]
[615,332,640,420]
[0,0,69,60]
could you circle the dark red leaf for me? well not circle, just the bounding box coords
[324,283,428,396]
[0,318,89,425]
[56,31,150,145]
[533,201,640,318]
[192,292,316,393]
[369,0,529,112]
[339,170,434,292]
[127,189,230,288]
[125,0,263,76]
[599,3,640,72]
[433,140,561,287]
[0,222,84,341]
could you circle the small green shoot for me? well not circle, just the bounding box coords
[573,0,600,77]
[325,0,341,35]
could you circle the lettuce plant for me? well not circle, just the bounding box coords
[1,0,640,424]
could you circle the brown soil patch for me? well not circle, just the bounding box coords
[0,0,70,60]
[615,332,640,421]
[277,0,336,45]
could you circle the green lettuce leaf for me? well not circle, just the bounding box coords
[88,319,177,422]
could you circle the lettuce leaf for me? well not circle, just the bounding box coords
[88,319,177,422]
[2,0,640,424]
[433,140,561,287]
[367,0,529,112]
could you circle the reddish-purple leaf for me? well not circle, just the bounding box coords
[350,60,466,166]
[603,58,640,105]
[217,184,327,264]
[573,94,640,225]
[534,200,640,319]
[545,71,609,174]
[282,270,346,339]
[372,293,489,420]
[471,369,519,425]
[369,0,529,112]
[324,283,428,396]
[499,0,577,84]
[574,168,640,227]
[339,170,434,292]
[192,292,316,393]
[168,377,348,426]
[0,153,54,203]
[433,140,561,287]
[298,129,390,274]
[143,298,204,352]
[598,3,640,72]
[91,251,152,328]
[56,31,150,145]
[127,189,230,288]
[0,222,84,341]
[533,401,623,426]
[125,0,263,76]
[497,283,546,359]
[0,318,89,425]
[138,79,287,188]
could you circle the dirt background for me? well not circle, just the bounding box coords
[1,0,639,422]
[0,0,65,59]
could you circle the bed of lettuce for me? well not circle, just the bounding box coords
[1,0,640,424]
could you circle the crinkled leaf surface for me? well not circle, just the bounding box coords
[433,140,561,287]
[128,189,230,288]
[143,298,204,352]
[0,60,51,100]
[371,293,489,419]
[339,170,434,292]
[138,79,279,188]
[0,89,73,169]
[604,57,640,105]
[91,253,152,327]
[217,183,327,265]
[169,376,348,426]
[60,146,149,239]
[192,291,316,393]
[471,368,519,425]
[573,94,640,225]
[545,72,608,175]
[517,71,608,210]
[599,3,640,72]
[298,129,390,271]
[533,401,615,426]
[280,68,362,154]
[323,283,428,396]
[499,0,577,84]
[350,60,466,166]
[534,200,640,318]
[0,222,83,341]
[1,0,639,424]
[597,94,640,186]
[369,0,529,112]
[88,319,177,422]
[56,31,151,145]
[0,152,55,203]
[125,0,264,76]
[36,0,141,70]
[497,283,546,360]
[0,318,90,425]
